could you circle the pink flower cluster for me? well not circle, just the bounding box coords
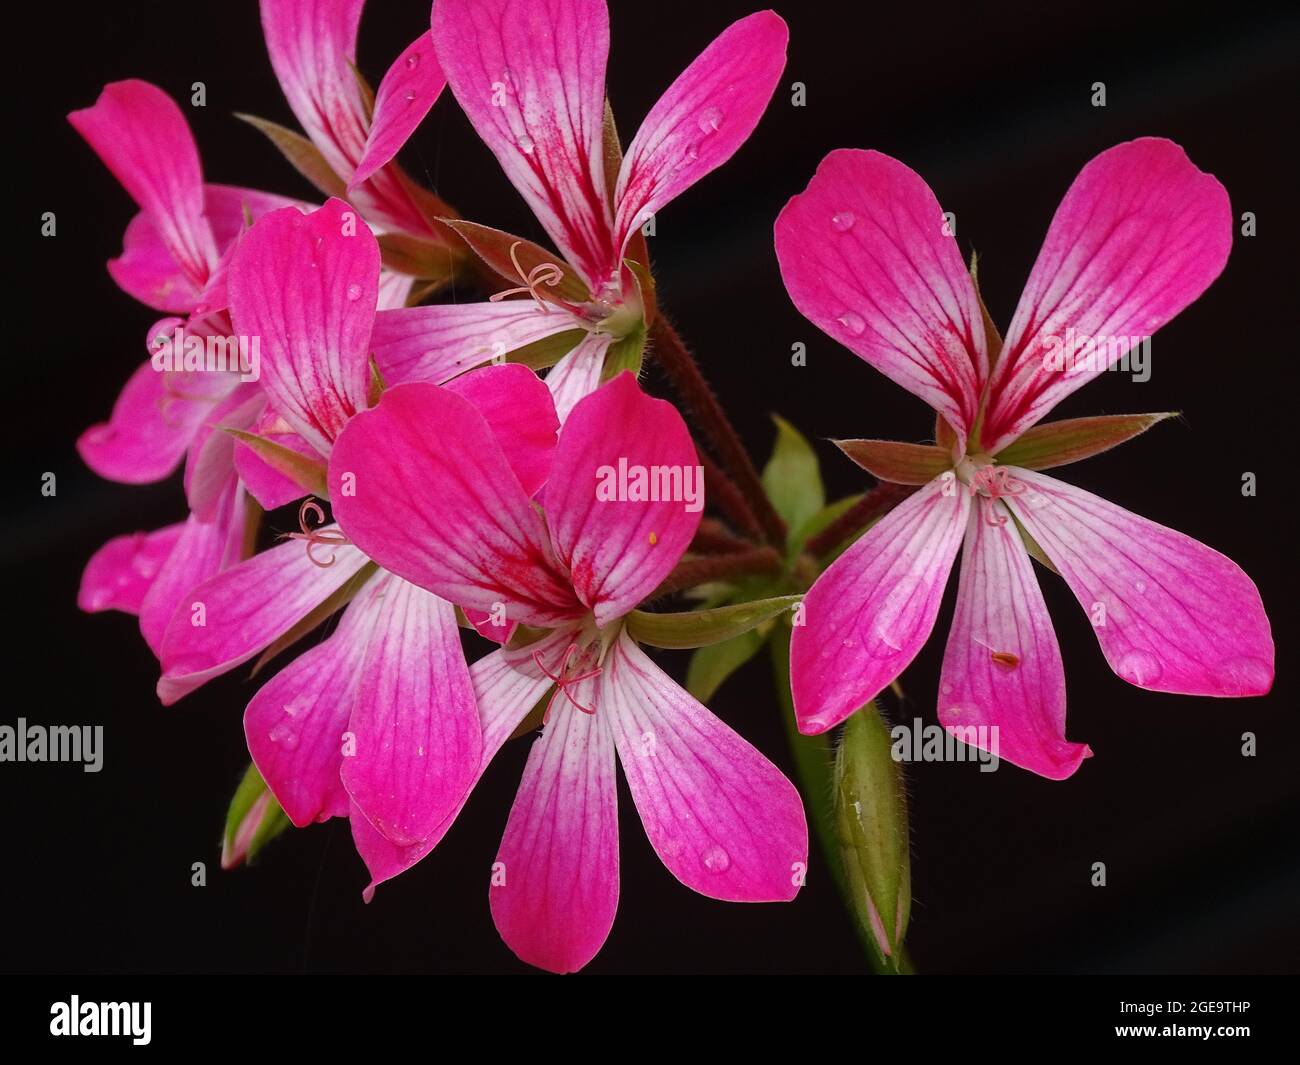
[74,0,1273,972]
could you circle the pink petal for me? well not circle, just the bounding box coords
[352,627,575,896]
[204,184,304,247]
[352,31,446,188]
[233,428,319,511]
[545,331,609,423]
[431,0,617,289]
[774,149,987,450]
[544,373,703,625]
[78,525,185,615]
[139,484,250,656]
[108,211,200,312]
[791,474,970,733]
[604,630,808,901]
[372,301,576,386]
[613,11,787,256]
[227,198,379,455]
[183,385,263,521]
[444,363,560,498]
[69,80,217,289]
[156,530,369,705]
[1004,468,1274,697]
[342,575,482,845]
[490,665,618,973]
[377,270,415,311]
[245,577,382,827]
[329,382,580,626]
[77,360,216,484]
[260,0,368,180]
[939,504,1091,780]
[981,139,1232,453]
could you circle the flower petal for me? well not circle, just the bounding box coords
[613,11,787,255]
[545,331,610,423]
[77,360,216,484]
[372,301,575,386]
[157,530,370,705]
[228,198,379,455]
[775,149,987,449]
[444,363,559,497]
[351,627,574,895]
[342,575,481,845]
[1004,468,1273,697]
[330,382,579,625]
[78,525,185,615]
[183,386,263,521]
[68,80,218,289]
[245,576,382,827]
[107,211,200,312]
[791,473,970,733]
[981,139,1232,452]
[431,0,617,288]
[352,31,446,188]
[489,673,619,974]
[544,373,702,624]
[938,503,1091,779]
[139,484,250,656]
[604,629,807,901]
[234,429,320,510]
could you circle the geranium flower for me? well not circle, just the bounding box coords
[155,197,560,848]
[776,138,1274,779]
[362,0,788,419]
[329,371,808,971]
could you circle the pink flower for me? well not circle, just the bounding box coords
[258,0,452,242]
[329,371,808,972]
[155,197,560,851]
[70,79,302,651]
[777,139,1274,779]
[365,0,788,420]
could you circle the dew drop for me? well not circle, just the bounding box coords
[837,311,866,335]
[518,134,535,154]
[406,53,420,70]
[1134,579,1147,594]
[831,211,856,232]
[269,724,300,750]
[405,90,417,103]
[701,845,731,873]
[346,282,363,301]
[1116,649,1163,687]
[697,106,723,134]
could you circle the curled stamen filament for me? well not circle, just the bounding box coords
[488,241,564,314]
[534,642,602,723]
[286,498,351,567]
[971,466,1026,527]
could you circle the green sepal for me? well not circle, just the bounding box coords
[224,429,329,501]
[625,594,801,649]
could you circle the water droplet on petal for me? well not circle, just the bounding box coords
[698,106,723,134]
[701,845,731,873]
[1134,580,1147,593]
[517,134,535,154]
[1116,649,1163,687]
[831,211,856,232]
[871,575,924,653]
[837,310,866,336]
[346,282,363,301]
[269,723,300,750]
[406,53,420,70]
[405,90,417,103]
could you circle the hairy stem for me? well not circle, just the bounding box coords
[649,315,787,546]
[653,546,784,599]
[805,483,916,559]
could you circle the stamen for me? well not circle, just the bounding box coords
[970,466,1027,527]
[533,641,603,723]
[286,498,351,567]
[488,241,564,313]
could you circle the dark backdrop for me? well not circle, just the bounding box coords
[6,0,1297,974]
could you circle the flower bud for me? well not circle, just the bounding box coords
[222,763,290,869]
[834,705,911,966]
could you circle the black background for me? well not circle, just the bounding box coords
[5,0,1297,975]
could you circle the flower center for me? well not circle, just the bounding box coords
[533,640,604,723]
[286,498,352,567]
[488,241,565,314]
[955,455,1026,527]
